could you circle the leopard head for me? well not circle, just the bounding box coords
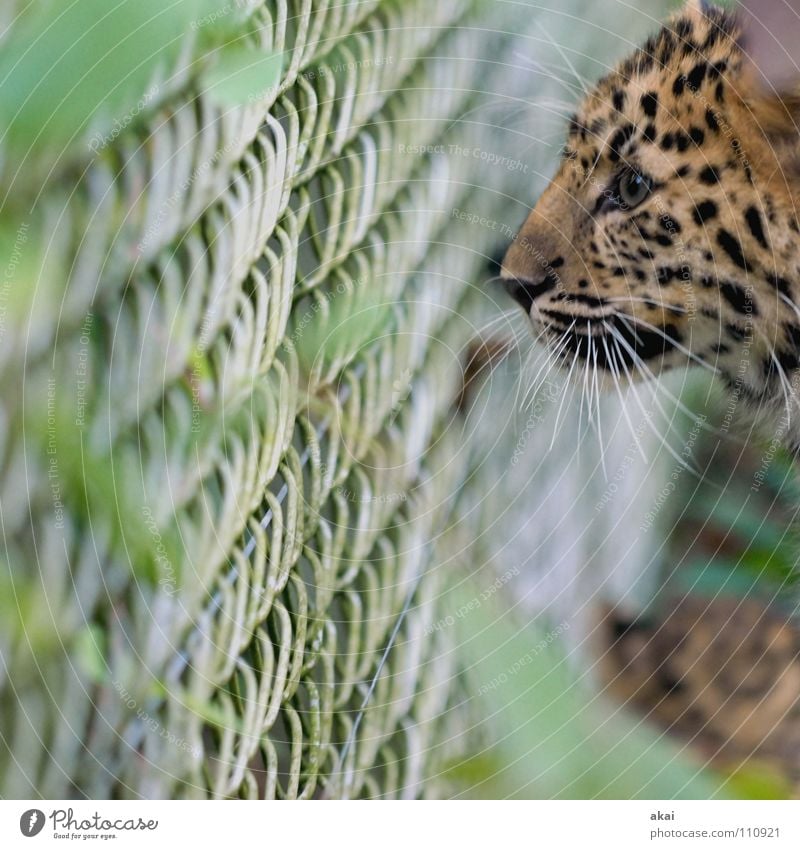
[500,0,800,403]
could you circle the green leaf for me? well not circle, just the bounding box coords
[199,46,282,107]
[289,278,394,380]
[0,0,214,156]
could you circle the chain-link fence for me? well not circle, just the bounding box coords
[0,0,552,799]
[1,0,717,800]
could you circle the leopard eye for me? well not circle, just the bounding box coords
[618,168,652,209]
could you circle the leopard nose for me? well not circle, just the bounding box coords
[499,277,536,313]
[496,271,560,313]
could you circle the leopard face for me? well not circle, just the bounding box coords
[501,0,800,409]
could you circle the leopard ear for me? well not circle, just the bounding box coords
[679,0,723,25]
[682,0,709,18]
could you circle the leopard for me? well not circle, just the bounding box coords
[499,0,800,451]
[496,0,800,794]
[599,595,800,796]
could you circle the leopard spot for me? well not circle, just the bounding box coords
[641,91,658,117]
[693,200,718,224]
[716,229,749,270]
[744,205,768,250]
[705,108,721,133]
[685,62,708,90]
[720,281,757,315]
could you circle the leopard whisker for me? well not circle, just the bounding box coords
[609,331,663,452]
[604,318,718,436]
[519,339,545,411]
[589,324,609,478]
[549,336,582,451]
[519,340,553,412]
[584,321,596,419]
[768,348,795,426]
[532,23,594,98]
[606,322,706,476]
[510,52,593,102]
[477,307,525,339]
[607,322,682,430]
[602,332,648,463]
[515,323,552,393]
[578,327,595,442]
[746,318,800,422]
[778,290,800,323]
[524,324,574,411]
[615,312,719,376]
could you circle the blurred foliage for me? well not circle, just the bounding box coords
[655,377,800,608]
[723,762,795,800]
[289,278,395,384]
[449,577,733,799]
[0,0,280,181]
[1,0,200,156]
[199,45,282,107]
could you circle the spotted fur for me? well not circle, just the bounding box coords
[500,0,800,446]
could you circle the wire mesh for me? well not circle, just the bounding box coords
[0,0,535,799]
